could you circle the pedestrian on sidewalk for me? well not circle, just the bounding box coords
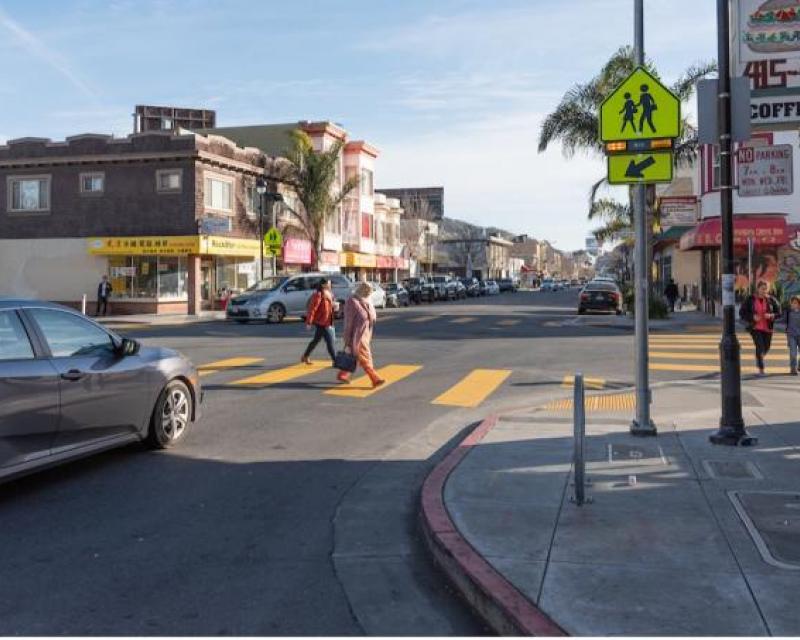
[785,295,800,375]
[337,282,385,388]
[664,278,679,312]
[302,279,336,366]
[96,275,112,316]
[740,280,780,375]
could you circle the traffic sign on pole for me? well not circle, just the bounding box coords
[607,152,673,185]
[599,67,681,143]
[263,227,283,258]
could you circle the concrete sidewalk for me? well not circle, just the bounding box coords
[95,310,225,327]
[422,377,800,636]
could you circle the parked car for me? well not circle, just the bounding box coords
[403,277,435,303]
[227,273,353,323]
[485,280,501,295]
[384,282,410,307]
[478,280,489,296]
[431,275,455,301]
[460,277,480,297]
[497,278,517,292]
[368,281,387,309]
[570,279,579,287]
[453,280,468,299]
[0,299,202,484]
[578,282,623,315]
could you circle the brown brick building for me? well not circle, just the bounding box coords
[0,131,282,314]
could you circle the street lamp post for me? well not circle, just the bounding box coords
[256,176,284,279]
[710,0,755,446]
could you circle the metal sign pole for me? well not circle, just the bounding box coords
[631,0,656,436]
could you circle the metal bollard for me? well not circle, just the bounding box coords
[572,372,587,506]
[81,294,87,315]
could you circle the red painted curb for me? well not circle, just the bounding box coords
[420,415,567,637]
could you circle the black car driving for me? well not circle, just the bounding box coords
[578,282,623,315]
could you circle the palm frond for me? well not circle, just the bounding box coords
[670,61,717,101]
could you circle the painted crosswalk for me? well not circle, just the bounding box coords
[432,369,512,407]
[449,317,477,324]
[230,361,329,386]
[325,364,422,398]
[198,356,264,377]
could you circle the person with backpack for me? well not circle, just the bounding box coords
[301,279,336,366]
[336,281,385,387]
[739,280,781,376]
[784,295,800,376]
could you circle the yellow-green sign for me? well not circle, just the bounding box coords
[264,227,282,248]
[607,152,673,185]
[599,67,680,142]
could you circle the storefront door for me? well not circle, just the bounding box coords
[200,260,214,310]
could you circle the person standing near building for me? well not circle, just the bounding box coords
[96,275,112,316]
[302,279,336,366]
[337,282,385,387]
[740,280,781,376]
[664,278,679,312]
[785,295,800,375]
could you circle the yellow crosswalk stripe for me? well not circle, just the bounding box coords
[496,319,521,326]
[562,375,606,389]
[432,369,511,407]
[408,316,436,324]
[450,317,477,324]
[230,360,329,386]
[198,356,264,377]
[650,351,787,361]
[650,362,783,374]
[325,364,422,398]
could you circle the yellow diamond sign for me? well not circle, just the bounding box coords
[607,152,673,185]
[599,67,680,143]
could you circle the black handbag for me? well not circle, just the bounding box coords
[334,350,357,372]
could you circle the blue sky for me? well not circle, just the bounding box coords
[0,0,716,250]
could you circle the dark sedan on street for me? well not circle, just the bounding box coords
[578,282,623,315]
[460,277,480,297]
[0,299,202,483]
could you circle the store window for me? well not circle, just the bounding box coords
[361,213,374,239]
[204,175,233,212]
[360,169,373,196]
[80,172,104,194]
[107,256,187,300]
[158,257,187,299]
[246,185,259,218]
[325,206,341,235]
[8,175,50,212]
[156,169,182,192]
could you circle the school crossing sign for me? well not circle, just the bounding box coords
[599,67,680,185]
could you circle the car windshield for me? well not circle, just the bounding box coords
[246,277,287,292]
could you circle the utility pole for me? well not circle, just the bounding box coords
[630,0,656,436]
[271,198,278,276]
[710,0,755,446]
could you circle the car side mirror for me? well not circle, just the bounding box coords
[117,337,140,357]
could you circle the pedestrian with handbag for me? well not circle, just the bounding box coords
[336,281,385,387]
[302,279,336,366]
[739,280,781,376]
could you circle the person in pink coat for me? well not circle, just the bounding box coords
[337,281,385,387]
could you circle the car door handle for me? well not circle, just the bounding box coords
[60,369,85,382]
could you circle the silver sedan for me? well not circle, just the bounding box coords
[0,299,202,484]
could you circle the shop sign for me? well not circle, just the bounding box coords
[376,256,394,269]
[320,250,339,265]
[111,266,136,277]
[737,144,793,196]
[283,238,312,265]
[733,0,800,127]
[341,252,377,268]
[201,236,260,257]
[680,216,788,250]
[88,236,200,256]
[199,216,232,234]
[659,196,698,228]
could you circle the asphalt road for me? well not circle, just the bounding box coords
[0,289,676,635]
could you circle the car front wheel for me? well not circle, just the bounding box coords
[267,303,286,323]
[147,379,192,449]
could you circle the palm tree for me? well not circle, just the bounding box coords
[537,46,715,243]
[277,129,359,269]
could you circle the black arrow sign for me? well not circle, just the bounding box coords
[625,156,656,178]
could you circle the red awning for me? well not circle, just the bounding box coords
[679,215,787,251]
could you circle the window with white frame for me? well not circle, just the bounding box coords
[80,172,104,194]
[245,185,258,218]
[204,175,233,212]
[360,168,373,196]
[156,169,182,192]
[8,175,50,212]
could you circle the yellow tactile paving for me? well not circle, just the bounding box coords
[545,393,635,412]
[230,361,329,386]
[561,375,606,390]
[432,369,512,407]
[198,356,264,377]
[325,364,422,398]
[496,319,521,326]
[450,317,477,324]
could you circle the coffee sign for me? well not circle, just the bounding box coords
[737,143,793,196]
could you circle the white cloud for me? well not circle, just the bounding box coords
[0,6,98,99]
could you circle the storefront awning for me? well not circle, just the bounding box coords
[679,215,787,251]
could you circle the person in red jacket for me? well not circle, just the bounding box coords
[302,279,336,366]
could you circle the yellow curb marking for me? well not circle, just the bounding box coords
[230,361,329,386]
[325,364,422,399]
[433,369,512,407]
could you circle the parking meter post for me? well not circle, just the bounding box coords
[573,373,586,506]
